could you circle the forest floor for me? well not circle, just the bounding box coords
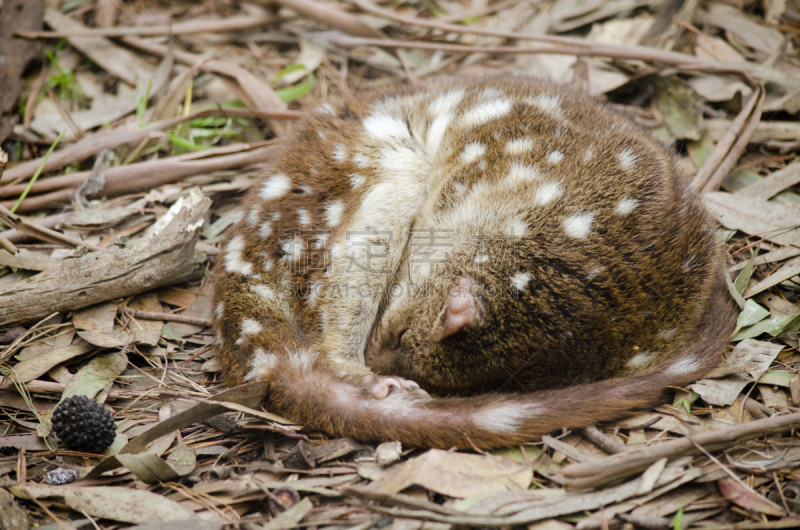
[1,0,800,528]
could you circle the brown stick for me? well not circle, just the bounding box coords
[274,0,382,38]
[348,0,796,86]
[0,190,211,326]
[15,11,272,38]
[581,426,628,455]
[691,88,762,191]
[0,150,17,254]
[118,307,212,327]
[0,108,299,187]
[701,86,766,192]
[0,202,99,251]
[563,411,800,490]
[3,144,275,213]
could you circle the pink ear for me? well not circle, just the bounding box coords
[433,277,481,342]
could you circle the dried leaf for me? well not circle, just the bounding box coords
[10,483,195,524]
[113,443,196,483]
[126,292,162,346]
[654,79,704,141]
[718,478,785,516]
[367,449,532,498]
[62,351,127,400]
[74,302,127,348]
[703,192,800,247]
[0,341,94,387]
[262,497,312,530]
[691,339,784,406]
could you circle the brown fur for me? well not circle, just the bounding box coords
[212,76,736,449]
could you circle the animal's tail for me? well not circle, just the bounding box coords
[266,280,736,449]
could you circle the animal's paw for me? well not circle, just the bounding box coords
[362,374,430,400]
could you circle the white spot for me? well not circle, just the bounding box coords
[214,303,224,319]
[259,173,291,201]
[281,237,303,261]
[250,283,277,302]
[320,309,328,333]
[509,218,527,238]
[318,103,336,115]
[506,162,540,184]
[528,94,563,118]
[547,150,564,165]
[584,266,604,281]
[472,403,538,434]
[505,138,534,155]
[615,197,639,216]
[349,173,366,189]
[480,87,504,99]
[325,200,344,228]
[299,184,313,195]
[453,182,467,196]
[627,351,656,368]
[563,212,595,239]
[426,111,453,155]
[297,209,312,227]
[247,206,261,226]
[617,148,638,170]
[363,113,410,141]
[583,146,594,163]
[271,212,281,221]
[288,347,319,372]
[333,144,348,163]
[262,258,273,272]
[241,318,262,336]
[460,99,513,129]
[666,356,701,376]
[223,235,253,276]
[428,88,465,116]
[245,348,278,381]
[511,272,532,291]
[460,142,486,164]
[659,328,678,340]
[317,130,326,140]
[474,254,490,264]
[352,154,370,168]
[534,181,563,205]
[258,221,273,238]
[307,280,320,307]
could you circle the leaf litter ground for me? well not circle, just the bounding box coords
[1,0,800,528]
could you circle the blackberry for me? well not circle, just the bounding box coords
[51,396,116,453]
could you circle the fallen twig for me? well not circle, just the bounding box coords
[2,144,275,213]
[563,411,800,490]
[0,189,210,326]
[694,86,765,192]
[118,307,212,327]
[1,108,299,187]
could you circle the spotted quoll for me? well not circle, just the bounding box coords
[213,76,735,449]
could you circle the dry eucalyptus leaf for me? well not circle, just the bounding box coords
[703,192,800,247]
[10,483,195,524]
[718,478,785,516]
[74,302,127,348]
[62,351,127,400]
[367,449,532,498]
[126,292,163,346]
[691,339,784,406]
[0,341,94,387]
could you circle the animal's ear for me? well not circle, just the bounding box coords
[432,277,481,342]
